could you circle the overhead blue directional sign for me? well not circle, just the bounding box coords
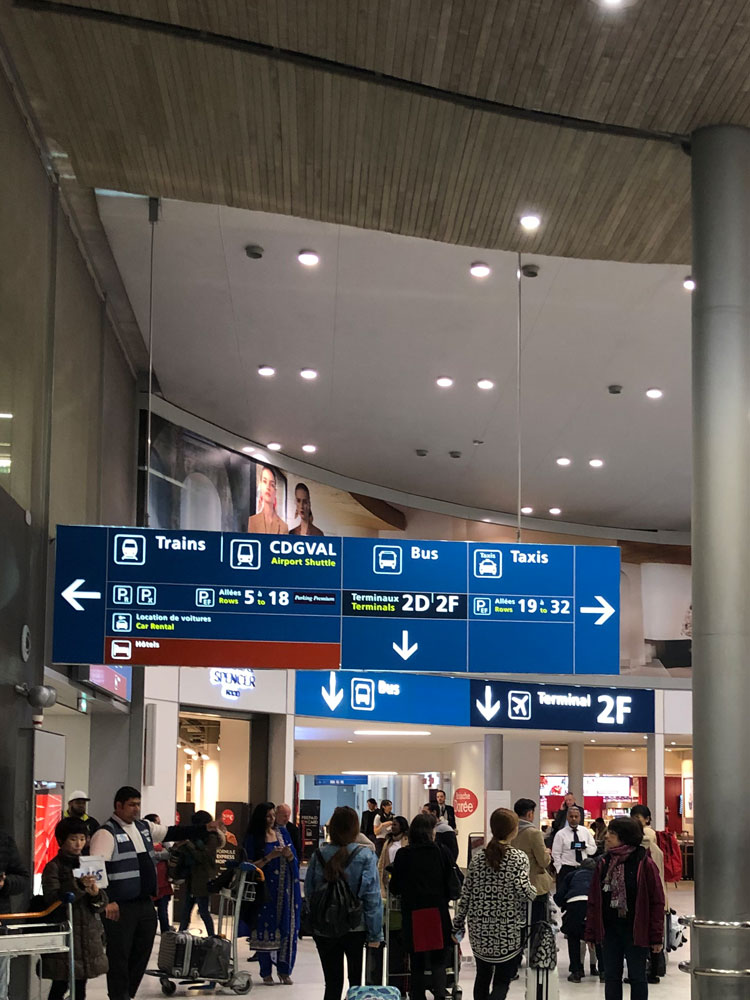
[53,526,619,674]
[295,670,654,734]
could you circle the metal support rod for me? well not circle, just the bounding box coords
[143,196,158,528]
[691,124,750,1000]
[515,253,523,543]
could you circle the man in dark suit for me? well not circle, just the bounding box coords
[275,803,302,859]
[435,789,456,830]
[360,798,378,843]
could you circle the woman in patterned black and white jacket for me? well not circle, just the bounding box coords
[453,807,537,1000]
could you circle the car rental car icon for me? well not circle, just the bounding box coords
[120,538,140,561]
[478,557,497,576]
[378,550,398,571]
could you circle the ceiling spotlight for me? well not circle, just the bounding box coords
[242,446,255,454]
[267,442,282,451]
[470,262,491,278]
[415,449,428,457]
[302,444,317,454]
[590,738,596,743]
[449,451,462,459]
[549,507,562,516]
[671,741,676,746]
[646,388,663,399]
[521,506,534,515]
[554,747,560,751]
[556,457,572,466]
[589,458,604,468]
[631,747,636,752]
[300,368,318,380]
[520,214,541,232]
[683,276,696,291]
[257,365,276,377]
[297,250,319,266]
[477,379,495,390]
[472,439,484,446]
[601,0,623,7]
[0,413,12,419]
[482,518,492,523]
[436,376,454,388]
[244,244,264,259]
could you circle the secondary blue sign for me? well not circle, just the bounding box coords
[314,775,368,786]
[295,670,654,734]
[53,526,619,674]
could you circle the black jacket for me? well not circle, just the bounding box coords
[0,831,30,914]
[361,810,377,840]
[390,841,455,952]
[438,804,456,830]
[550,803,584,839]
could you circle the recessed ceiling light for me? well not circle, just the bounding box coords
[477,379,495,390]
[556,457,572,467]
[302,444,317,454]
[521,506,534,515]
[590,738,596,743]
[646,388,663,399]
[242,446,256,454]
[297,250,319,266]
[436,376,454,388]
[470,262,491,278]
[683,276,696,291]
[300,368,319,380]
[482,518,492,523]
[353,730,431,737]
[342,770,398,775]
[601,0,623,6]
[554,747,559,751]
[589,458,604,468]
[520,214,541,232]
[257,365,276,377]
[549,507,562,516]
[0,413,13,419]
[631,748,636,752]
[267,442,282,451]
[671,741,676,746]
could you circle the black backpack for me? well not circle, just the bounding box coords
[308,846,363,938]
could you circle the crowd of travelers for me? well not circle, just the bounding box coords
[0,784,675,1000]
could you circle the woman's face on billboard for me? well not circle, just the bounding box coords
[260,468,277,506]
[295,487,311,520]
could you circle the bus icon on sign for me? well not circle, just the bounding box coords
[374,546,402,575]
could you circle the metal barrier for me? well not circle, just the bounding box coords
[678,914,750,979]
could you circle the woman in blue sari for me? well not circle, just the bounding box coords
[242,802,300,985]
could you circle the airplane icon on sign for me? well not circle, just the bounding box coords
[508,690,532,720]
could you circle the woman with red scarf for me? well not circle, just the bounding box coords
[585,816,664,999]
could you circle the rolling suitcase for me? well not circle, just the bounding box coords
[157,929,195,977]
[347,944,400,999]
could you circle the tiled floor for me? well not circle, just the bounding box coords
[46,884,695,999]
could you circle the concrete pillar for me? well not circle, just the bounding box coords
[568,741,585,806]
[646,733,666,830]
[484,733,503,790]
[691,124,750,998]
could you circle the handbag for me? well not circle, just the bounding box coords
[411,907,444,952]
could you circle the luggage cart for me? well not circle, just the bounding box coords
[385,887,462,999]
[149,861,261,995]
[0,895,76,998]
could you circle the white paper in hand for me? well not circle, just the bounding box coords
[72,855,108,888]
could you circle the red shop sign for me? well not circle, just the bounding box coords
[453,787,479,818]
[221,809,235,827]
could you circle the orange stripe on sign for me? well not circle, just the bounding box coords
[105,637,340,670]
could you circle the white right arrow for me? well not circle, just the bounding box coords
[62,579,102,612]
[579,595,616,626]
[321,671,344,711]
[475,684,501,722]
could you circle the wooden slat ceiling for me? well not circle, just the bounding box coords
[5,0,750,263]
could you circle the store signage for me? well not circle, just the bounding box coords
[453,788,478,818]
[52,526,619,674]
[296,670,655,734]
[221,809,235,826]
[314,775,368,786]
[209,668,256,701]
[85,664,132,702]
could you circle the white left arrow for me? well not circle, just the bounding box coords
[62,579,102,612]
[476,685,501,722]
[579,595,615,626]
[321,671,344,711]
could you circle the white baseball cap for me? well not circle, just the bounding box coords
[68,790,90,802]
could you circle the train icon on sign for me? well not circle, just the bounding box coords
[374,546,402,575]
[230,539,261,570]
[114,534,146,566]
[473,549,502,578]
